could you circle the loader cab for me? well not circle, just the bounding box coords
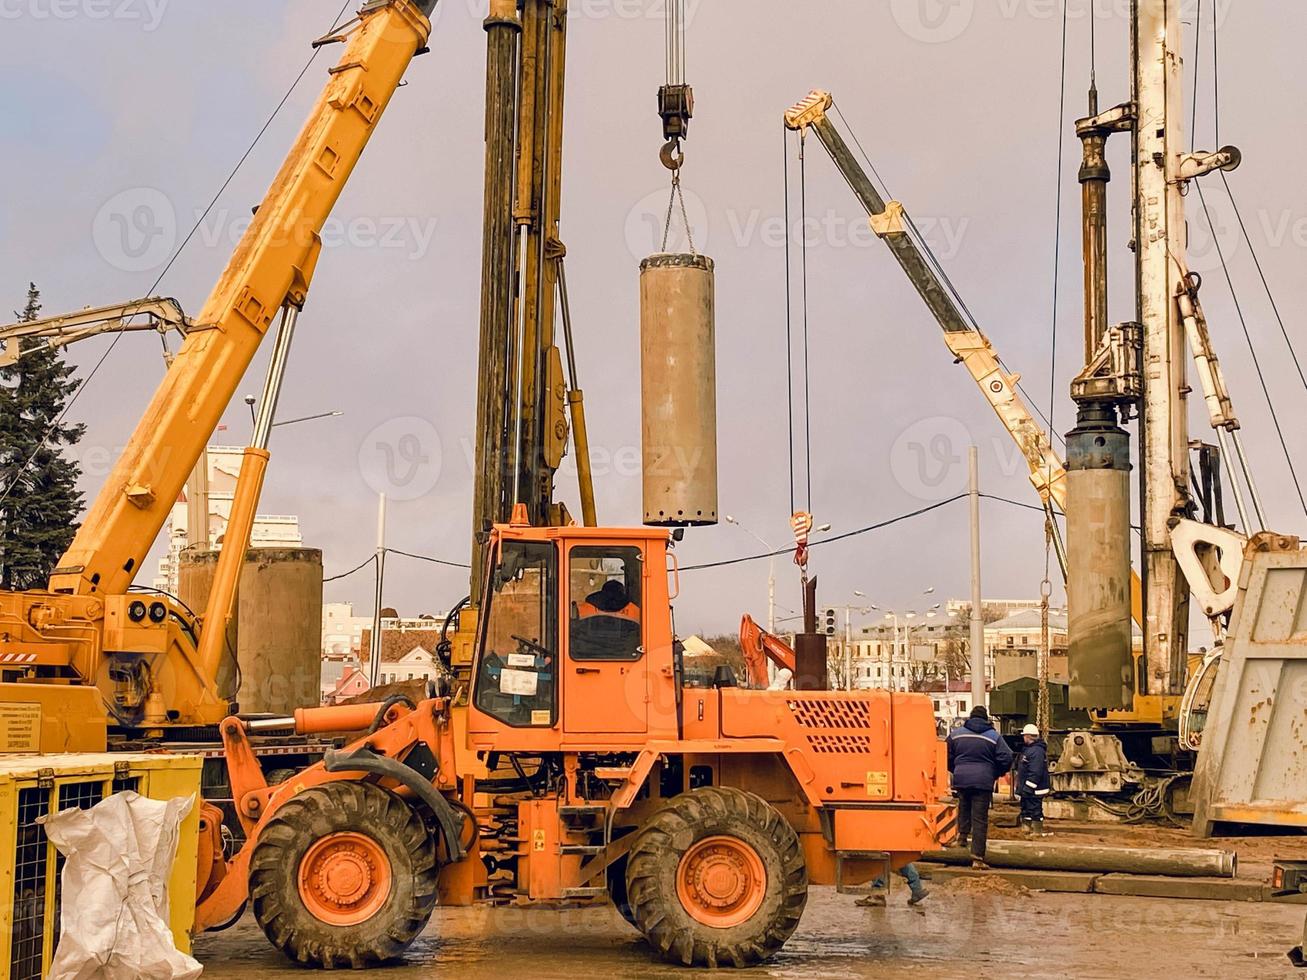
[467,522,680,750]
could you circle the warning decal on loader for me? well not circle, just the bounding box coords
[0,703,41,752]
[865,771,890,798]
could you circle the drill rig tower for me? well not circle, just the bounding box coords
[1066,0,1241,711]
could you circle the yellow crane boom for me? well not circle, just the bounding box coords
[0,0,437,739]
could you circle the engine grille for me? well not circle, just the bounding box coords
[786,697,873,730]
[806,733,875,754]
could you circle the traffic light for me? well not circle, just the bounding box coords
[824,608,837,635]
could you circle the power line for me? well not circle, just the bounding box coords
[321,494,1057,582]
[324,554,376,584]
[681,495,967,572]
[385,547,471,570]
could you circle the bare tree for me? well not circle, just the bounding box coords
[938,636,971,684]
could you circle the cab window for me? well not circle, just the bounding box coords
[569,546,642,662]
[474,540,558,727]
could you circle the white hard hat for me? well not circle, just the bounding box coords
[1022,723,1040,737]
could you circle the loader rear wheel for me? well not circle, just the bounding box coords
[625,786,807,968]
[249,781,438,969]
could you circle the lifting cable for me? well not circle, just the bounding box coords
[0,0,354,511]
[1207,1,1307,431]
[799,131,814,513]
[783,128,797,515]
[658,0,695,253]
[781,128,814,518]
[1043,0,1070,585]
[1191,2,1307,518]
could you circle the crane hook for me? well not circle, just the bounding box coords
[660,139,685,172]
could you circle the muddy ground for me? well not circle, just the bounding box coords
[195,817,1307,977]
[195,887,1304,979]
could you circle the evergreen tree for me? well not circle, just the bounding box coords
[0,284,86,590]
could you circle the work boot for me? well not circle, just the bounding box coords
[908,882,930,906]
[971,858,990,871]
[855,893,887,908]
[956,835,969,851]
[1035,819,1050,838]
[1020,818,1034,838]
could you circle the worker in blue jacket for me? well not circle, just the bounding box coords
[947,705,1014,869]
[1017,723,1052,838]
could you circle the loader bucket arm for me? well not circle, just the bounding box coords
[740,614,797,688]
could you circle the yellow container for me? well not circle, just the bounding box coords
[0,752,203,979]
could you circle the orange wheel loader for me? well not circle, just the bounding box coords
[195,513,957,968]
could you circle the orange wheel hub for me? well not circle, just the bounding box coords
[675,835,767,928]
[297,832,392,926]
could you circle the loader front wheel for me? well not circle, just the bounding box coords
[625,786,807,967]
[249,781,438,968]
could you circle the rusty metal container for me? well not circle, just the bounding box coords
[179,547,323,714]
[640,252,719,527]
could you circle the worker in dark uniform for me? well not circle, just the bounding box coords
[946,705,1013,870]
[1017,723,1052,838]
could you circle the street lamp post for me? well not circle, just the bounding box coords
[882,588,937,693]
[272,409,344,428]
[842,590,877,691]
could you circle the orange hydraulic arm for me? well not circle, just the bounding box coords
[739,615,797,689]
[0,0,437,731]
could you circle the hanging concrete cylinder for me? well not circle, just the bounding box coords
[179,547,323,715]
[1065,404,1134,710]
[640,252,719,527]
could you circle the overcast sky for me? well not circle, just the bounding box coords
[3,0,1305,638]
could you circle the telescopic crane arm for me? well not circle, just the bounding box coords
[784,94,1067,563]
[0,298,190,366]
[782,90,1151,625]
